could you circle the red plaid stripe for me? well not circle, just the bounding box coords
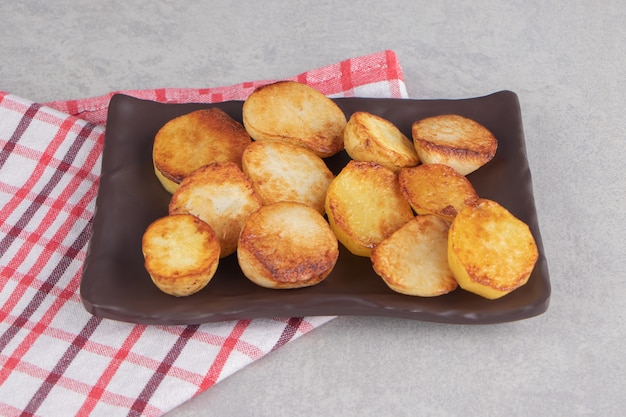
[76,324,145,416]
[196,319,251,392]
[128,325,199,416]
[271,317,305,351]
[0,50,408,416]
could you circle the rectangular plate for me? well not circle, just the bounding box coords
[80,91,550,325]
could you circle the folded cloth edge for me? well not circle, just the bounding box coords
[39,49,406,125]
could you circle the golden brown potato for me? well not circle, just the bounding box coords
[344,111,419,171]
[398,163,479,222]
[242,140,334,214]
[372,215,457,297]
[142,214,220,297]
[168,162,262,258]
[412,114,497,176]
[242,81,347,157]
[448,199,539,299]
[237,201,339,289]
[153,108,252,193]
[325,160,414,257]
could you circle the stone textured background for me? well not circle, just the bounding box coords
[2,1,624,416]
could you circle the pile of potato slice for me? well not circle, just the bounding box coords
[143,80,538,300]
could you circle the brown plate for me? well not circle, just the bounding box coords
[80,91,550,325]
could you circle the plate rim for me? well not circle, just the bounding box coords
[80,91,551,325]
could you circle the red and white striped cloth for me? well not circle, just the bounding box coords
[0,50,408,417]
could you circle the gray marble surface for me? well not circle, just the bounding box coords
[2,1,625,416]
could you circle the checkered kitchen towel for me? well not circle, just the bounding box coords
[0,50,408,417]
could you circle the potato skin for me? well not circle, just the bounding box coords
[372,215,457,297]
[412,114,497,176]
[168,162,262,258]
[237,202,339,289]
[344,111,419,171]
[325,160,414,257]
[398,163,479,222]
[242,81,347,157]
[142,214,220,297]
[448,199,538,299]
[242,140,333,214]
[153,108,251,193]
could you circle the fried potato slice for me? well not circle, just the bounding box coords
[325,161,414,257]
[142,214,220,297]
[242,140,334,214]
[398,163,479,222]
[237,202,339,289]
[448,199,539,299]
[168,162,262,258]
[412,114,497,176]
[242,81,347,157]
[372,215,457,297]
[153,108,251,193]
[344,111,419,171]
